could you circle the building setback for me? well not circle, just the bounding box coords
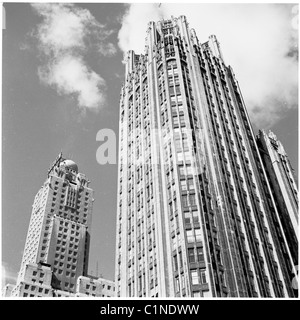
[4,153,115,297]
[115,15,298,297]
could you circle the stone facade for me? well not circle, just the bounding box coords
[115,16,298,297]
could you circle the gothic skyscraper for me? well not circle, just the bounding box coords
[5,153,115,297]
[115,16,298,298]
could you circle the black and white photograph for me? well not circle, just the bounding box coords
[1,1,298,308]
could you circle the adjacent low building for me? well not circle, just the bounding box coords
[76,276,115,297]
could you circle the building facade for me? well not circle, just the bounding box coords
[256,130,298,270]
[115,16,298,298]
[4,154,115,297]
[76,276,115,297]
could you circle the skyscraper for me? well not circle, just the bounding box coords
[115,16,298,298]
[256,130,298,269]
[5,153,115,297]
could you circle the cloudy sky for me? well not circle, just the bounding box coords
[1,2,298,286]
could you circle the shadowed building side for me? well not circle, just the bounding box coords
[256,130,298,284]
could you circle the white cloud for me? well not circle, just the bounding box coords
[98,42,118,57]
[39,55,106,110]
[118,3,164,54]
[31,3,113,112]
[118,3,298,128]
[32,3,90,54]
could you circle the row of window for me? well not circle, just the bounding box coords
[53,266,76,278]
[23,284,50,295]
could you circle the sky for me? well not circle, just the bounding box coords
[1,2,298,287]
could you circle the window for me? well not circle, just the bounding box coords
[182,138,189,152]
[191,270,199,285]
[182,195,188,207]
[181,274,186,289]
[189,194,196,206]
[172,236,177,250]
[195,229,202,242]
[179,251,183,268]
[186,164,193,176]
[188,248,196,263]
[180,180,187,191]
[179,166,185,177]
[188,179,195,190]
[200,271,207,284]
[173,255,178,271]
[175,139,181,152]
[169,202,173,216]
[175,85,181,95]
[192,211,199,224]
[179,114,185,126]
[175,277,180,292]
[187,229,195,243]
[184,212,191,224]
[138,276,142,292]
[173,114,179,126]
[169,86,175,96]
[197,247,204,262]
[177,152,183,162]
